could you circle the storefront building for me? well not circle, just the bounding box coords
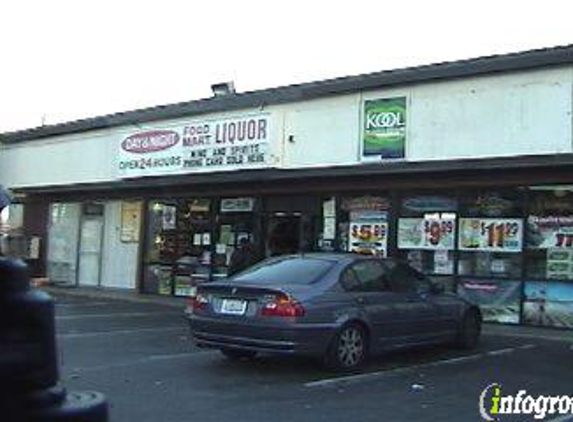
[3,46,573,329]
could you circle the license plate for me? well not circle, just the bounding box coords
[220,299,248,315]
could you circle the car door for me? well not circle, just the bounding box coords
[340,259,409,349]
[386,262,453,342]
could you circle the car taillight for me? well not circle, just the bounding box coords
[261,294,305,317]
[192,293,209,311]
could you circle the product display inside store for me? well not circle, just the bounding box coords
[143,198,256,296]
[144,199,214,296]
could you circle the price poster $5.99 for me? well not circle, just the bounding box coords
[348,211,389,256]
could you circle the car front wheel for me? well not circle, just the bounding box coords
[324,323,367,371]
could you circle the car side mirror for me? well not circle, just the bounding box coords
[430,282,445,295]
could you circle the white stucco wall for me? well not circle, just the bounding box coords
[1,66,572,188]
[281,66,573,168]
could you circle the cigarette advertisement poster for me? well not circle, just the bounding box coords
[459,218,523,253]
[348,211,388,256]
[363,97,406,160]
[526,216,573,249]
[523,281,573,328]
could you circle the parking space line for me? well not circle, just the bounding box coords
[58,326,186,339]
[66,350,216,373]
[547,415,573,422]
[57,302,113,308]
[484,332,573,343]
[305,344,536,389]
[56,311,181,320]
[485,344,535,356]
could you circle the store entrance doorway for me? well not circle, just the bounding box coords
[267,215,301,256]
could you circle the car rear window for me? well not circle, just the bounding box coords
[231,257,335,285]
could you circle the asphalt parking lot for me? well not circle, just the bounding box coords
[52,292,573,422]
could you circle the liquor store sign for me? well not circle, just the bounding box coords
[117,114,271,178]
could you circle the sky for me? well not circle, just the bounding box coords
[1,0,573,133]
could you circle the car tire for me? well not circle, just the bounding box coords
[220,348,257,360]
[456,309,482,350]
[324,323,368,372]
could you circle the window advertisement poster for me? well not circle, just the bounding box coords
[434,249,454,275]
[457,278,522,324]
[322,197,337,241]
[526,216,573,249]
[220,197,254,213]
[362,97,406,160]
[402,196,458,213]
[174,275,193,297]
[348,211,389,256]
[341,196,391,212]
[523,281,573,328]
[459,218,523,252]
[120,201,141,243]
[398,217,456,250]
[161,205,177,230]
[117,114,271,178]
[544,249,573,280]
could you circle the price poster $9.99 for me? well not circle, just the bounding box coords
[348,211,389,256]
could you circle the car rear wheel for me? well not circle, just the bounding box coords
[324,323,367,372]
[456,309,481,349]
[220,348,257,360]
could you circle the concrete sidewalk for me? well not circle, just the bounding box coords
[41,285,187,308]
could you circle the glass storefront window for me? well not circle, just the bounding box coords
[143,198,214,296]
[457,190,524,279]
[525,186,573,281]
[397,195,457,276]
[522,186,573,328]
[214,198,257,280]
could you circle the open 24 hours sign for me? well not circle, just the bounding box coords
[459,218,523,253]
[117,114,271,178]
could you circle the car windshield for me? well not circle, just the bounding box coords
[231,257,336,285]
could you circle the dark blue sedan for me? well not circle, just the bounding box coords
[187,253,481,371]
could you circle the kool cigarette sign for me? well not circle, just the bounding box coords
[117,114,271,178]
[363,97,406,160]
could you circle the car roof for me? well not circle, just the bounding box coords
[280,252,395,264]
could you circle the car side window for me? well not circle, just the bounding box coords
[386,262,417,293]
[410,267,432,293]
[341,260,389,292]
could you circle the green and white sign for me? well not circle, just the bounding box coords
[363,97,406,159]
